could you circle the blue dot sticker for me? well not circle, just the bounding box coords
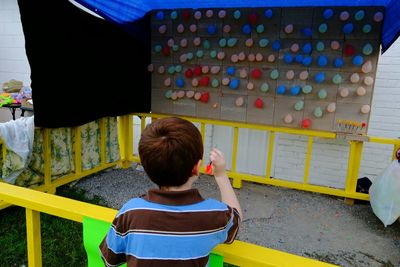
[284,53,294,64]
[314,72,326,83]
[302,43,312,54]
[226,66,236,76]
[290,86,301,96]
[175,77,185,88]
[343,23,354,34]
[272,40,281,51]
[353,55,364,66]
[264,9,273,18]
[207,24,217,35]
[242,24,252,34]
[302,28,312,37]
[333,57,344,68]
[317,55,328,67]
[295,54,304,63]
[229,79,240,90]
[302,56,313,67]
[355,10,365,21]
[323,9,333,19]
[156,11,165,20]
[276,85,286,95]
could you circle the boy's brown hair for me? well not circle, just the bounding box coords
[138,117,203,186]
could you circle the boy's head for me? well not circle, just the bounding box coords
[139,117,203,187]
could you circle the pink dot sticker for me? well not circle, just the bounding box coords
[179,54,187,63]
[238,52,246,61]
[194,11,202,20]
[364,76,374,86]
[240,69,248,78]
[158,65,165,74]
[223,25,231,33]
[267,54,276,63]
[291,43,299,53]
[193,37,201,46]
[192,78,199,87]
[218,10,226,18]
[210,66,221,74]
[167,38,175,47]
[147,64,154,72]
[202,66,209,74]
[231,54,239,63]
[194,92,202,100]
[340,11,350,21]
[356,86,366,96]
[350,73,360,83]
[330,40,340,50]
[299,70,309,80]
[340,88,349,97]
[255,53,263,62]
[189,24,197,33]
[286,70,295,80]
[186,90,195,98]
[206,10,213,18]
[217,51,225,60]
[180,38,188,47]
[374,12,384,22]
[248,53,256,62]
[177,24,185,33]
[284,24,294,34]
[164,77,172,87]
[247,82,254,90]
[245,38,254,47]
[284,114,293,124]
[158,25,167,34]
[222,77,230,85]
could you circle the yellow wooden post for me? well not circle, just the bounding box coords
[26,208,42,267]
[100,118,107,165]
[265,131,275,179]
[344,141,364,205]
[118,115,132,168]
[303,137,314,184]
[231,127,241,188]
[43,128,52,192]
[74,126,82,175]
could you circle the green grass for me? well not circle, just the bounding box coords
[0,185,105,267]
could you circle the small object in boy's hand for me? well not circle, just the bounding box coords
[206,162,213,175]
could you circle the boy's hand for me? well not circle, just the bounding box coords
[210,148,226,178]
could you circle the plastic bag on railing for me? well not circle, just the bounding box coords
[369,160,400,227]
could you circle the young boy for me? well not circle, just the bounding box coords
[100,117,242,267]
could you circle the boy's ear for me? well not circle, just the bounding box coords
[192,159,202,176]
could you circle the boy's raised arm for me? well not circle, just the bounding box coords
[210,148,243,220]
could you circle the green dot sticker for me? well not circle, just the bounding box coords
[233,10,241,19]
[259,38,269,48]
[256,24,265,33]
[332,74,342,84]
[165,90,173,99]
[211,79,220,88]
[210,50,217,58]
[174,65,182,73]
[260,83,269,92]
[313,107,323,118]
[170,11,178,20]
[318,89,328,99]
[363,43,373,55]
[154,45,162,53]
[196,50,204,58]
[203,40,211,49]
[219,38,227,48]
[167,66,175,74]
[316,41,325,52]
[270,69,279,80]
[227,38,238,47]
[294,100,304,111]
[186,52,194,60]
[172,44,179,52]
[302,85,313,94]
[362,24,372,33]
[318,23,328,33]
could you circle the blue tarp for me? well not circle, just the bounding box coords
[75,0,400,53]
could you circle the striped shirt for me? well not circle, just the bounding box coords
[99,188,240,267]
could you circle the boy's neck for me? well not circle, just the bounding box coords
[160,175,197,192]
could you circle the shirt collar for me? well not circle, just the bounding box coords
[143,188,204,206]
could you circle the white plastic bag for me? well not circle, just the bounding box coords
[369,160,400,227]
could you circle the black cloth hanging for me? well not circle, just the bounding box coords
[17,0,151,128]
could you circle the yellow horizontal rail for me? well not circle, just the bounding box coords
[0,182,337,267]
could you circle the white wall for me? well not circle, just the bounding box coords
[2,1,400,187]
[0,0,31,86]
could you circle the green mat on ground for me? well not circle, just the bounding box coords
[83,216,223,267]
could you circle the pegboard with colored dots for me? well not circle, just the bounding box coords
[149,7,384,134]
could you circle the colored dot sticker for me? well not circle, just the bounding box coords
[264,9,273,18]
[319,23,328,34]
[294,100,304,111]
[284,53,294,64]
[219,38,227,47]
[223,25,231,33]
[284,24,294,34]
[302,56,313,67]
[229,79,240,89]
[331,40,340,50]
[363,43,373,55]
[227,38,238,47]
[194,11,202,20]
[323,9,333,20]
[187,52,194,60]
[291,43,300,53]
[332,74,342,84]
[156,11,165,20]
[353,55,364,66]
[333,58,344,68]
[203,40,211,49]
[170,11,178,20]
[233,10,241,19]
[290,86,301,96]
[302,85,312,94]
[355,10,365,21]
[374,12,384,22]
[256,24,265,33]
[175,65,182,73]
[272,40,281,51]
[167,66,175,74]
[295,54,304,63]
[207,24,217,35]
[317,55,328,67]
[316,41,325,52]
[164,89,173,98]
[209,50,217,58]
[260,83,269,92]
[340,11,350,21]
[299,70,309,81]
[343,23,354,34]
[318,89,328,99]
[259,38,269,47]
[154,45,162,53]
[276,85,286,95]
[196,50,204,58]
[175,77,184,88]
[227,66,236,76]
[302,28,312,37]
[314,72,326,83]
[242,24,252,34]
[362,24,372,33]
[270,69,279,80]
[172,45,179,52]
[313,107,323,118]
[211,79,219,88]
[302,43,312,54]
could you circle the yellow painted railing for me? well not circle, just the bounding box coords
[121,113,400,202]
[0,182,337,267]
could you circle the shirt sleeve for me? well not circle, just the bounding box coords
[224,206,241,244]
[99,216,127,266]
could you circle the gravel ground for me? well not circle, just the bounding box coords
[73,165,400,267]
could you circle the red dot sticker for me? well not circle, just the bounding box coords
[248,13,258,25]
[251,68,262,79]
[199,76,210,86]
[302,118,312,129]
[182,10,191,21]
[344,44,355,56]
[162,46,170,56]
[194,66,202,76]
[200,92,210,103]
[185,69,193,78]
[255,98,264,108]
